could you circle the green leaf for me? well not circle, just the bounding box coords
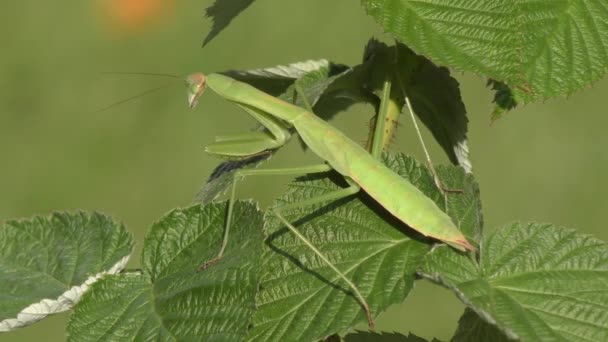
[68,202,264,341]
[452,309,511,342]
[202,0,256,46]
[247,153,480,341]
[196,62,353,204]
[398,45,471,172]
[343,331,441,342]
[362,1,608,104]
[0,211,133,331]
[488,80,518,122]
[420,222,608,342]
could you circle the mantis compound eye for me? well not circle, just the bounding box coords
[186,72,206,109]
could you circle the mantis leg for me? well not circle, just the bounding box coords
[199,164,333,271]
[271,191,377,330]
[394,75,463,196]
[205,104,292,159]
[403,94,462,195]
[198,163,373,328]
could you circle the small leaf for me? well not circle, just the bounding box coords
[488,80,519,122]
[202,0,256,46]
[420,222,608,342]
[452,309,511,342]
[248,153,480,341]
[68,202,264,341]
[0,211,133,331]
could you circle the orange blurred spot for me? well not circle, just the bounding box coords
[99,0,175,34]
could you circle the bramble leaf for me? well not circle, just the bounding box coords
[0,212,132,331]
[68,202,263,341]
[452,309,511,342]
[248,153,480,341]
[362,0,608,110]
[421,222,608,342]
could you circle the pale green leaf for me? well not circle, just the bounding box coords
[0,212,133,331]
[421,223,608,342]
[68,202,264,341]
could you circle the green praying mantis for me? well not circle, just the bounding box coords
[184,72,476,328]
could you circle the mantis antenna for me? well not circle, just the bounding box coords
[95,72,183,113]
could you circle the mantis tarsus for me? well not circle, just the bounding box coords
[186,72,475,329]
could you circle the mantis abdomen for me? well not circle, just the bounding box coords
[295,111,474,252]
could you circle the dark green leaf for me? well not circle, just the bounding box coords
[452,309,511,342]
[364,40,471,171]
[203,0,256,46]
[196,62,353,204]
[344,330,441,342]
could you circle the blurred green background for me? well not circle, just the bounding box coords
[2,1,607,341]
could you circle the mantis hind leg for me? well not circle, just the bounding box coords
[198,164,333,271]
[197,165,374,328]
[271,194,376,330]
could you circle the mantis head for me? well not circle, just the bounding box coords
[186,73,207,109]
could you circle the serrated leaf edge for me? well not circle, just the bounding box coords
[0,255,130,332]
[418,245,520,341]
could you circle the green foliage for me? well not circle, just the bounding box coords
[3,1,608,341]
[452,310,511,342]
[68,202,264,341]
[420,223,608,341]
[0,212,132,331]
[342,331,441,341]
[204,0,608,118]
[361,0,608,110]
